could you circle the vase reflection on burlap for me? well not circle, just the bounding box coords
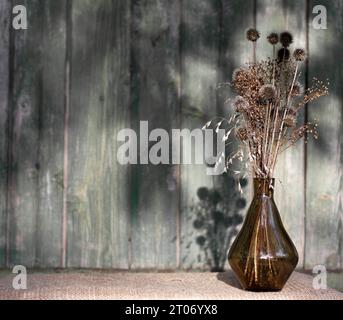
[228,178,298,291]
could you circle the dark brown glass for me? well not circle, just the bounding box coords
[228,178,298,291]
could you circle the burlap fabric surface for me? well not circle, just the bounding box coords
[0,271,342,300]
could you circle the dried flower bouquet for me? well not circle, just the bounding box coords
[206,29,329,182]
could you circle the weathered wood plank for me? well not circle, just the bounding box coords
[8,0,66,267]
[256,0,307,268]
[179,0,221,270]
[0,0,10,267]
[67,0,131,268]
[306,0,343,270]
[180,0,254,271]
[130,0,180,269]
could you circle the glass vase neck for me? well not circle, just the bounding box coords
[253,178,274,196]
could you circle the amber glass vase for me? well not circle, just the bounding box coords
[228,178,298,291]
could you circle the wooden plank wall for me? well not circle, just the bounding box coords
[0,0,10,267]
[130,0,180,269]
[306,0,343,270]
[180,0,222,269]
[0,0,341,271]
[7,0,66,267]
[67,0,131,269]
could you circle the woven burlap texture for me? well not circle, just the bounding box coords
[0,271,342,300]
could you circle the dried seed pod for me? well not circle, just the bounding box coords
[291,82,304,96]
[283,114,297,128]
[232,96,249,113]
[235,127,248,141]
[258,84,277,102]
[293,48,306,62]
[267,32,279,45]
[280,31,293,47]
[246,28,260,42]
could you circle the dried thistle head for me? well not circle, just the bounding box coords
[283,114,297,128]
[293,48,306,62]
[291,82,304,96]
[267,33,279,45]
[235,127,248,142]
[246,28,260,42]
[277,48,290,62]
[258,84,276,102]
[232,96,249,113]
[280,31,293,47]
